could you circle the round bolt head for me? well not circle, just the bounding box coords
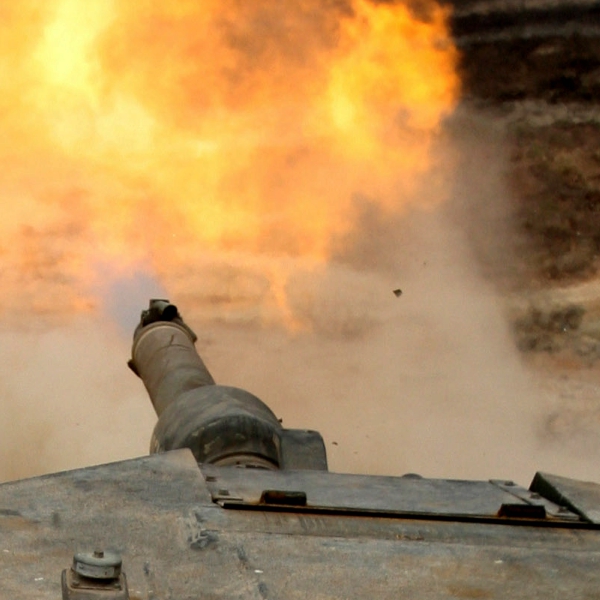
[73,550,122,579]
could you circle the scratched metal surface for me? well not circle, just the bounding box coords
[1,449,600,599]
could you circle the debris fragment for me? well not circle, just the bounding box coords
[393,289,402,297]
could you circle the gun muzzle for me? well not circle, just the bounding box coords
[130,299,327,470]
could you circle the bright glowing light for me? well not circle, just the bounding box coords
[0,0,459,326]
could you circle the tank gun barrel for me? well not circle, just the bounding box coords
[128,300,213,417]
[129,299,327,470]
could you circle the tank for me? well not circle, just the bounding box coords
[1,298,599,599]
[2,0,600,596]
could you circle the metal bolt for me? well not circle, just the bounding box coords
[73,550,122,579]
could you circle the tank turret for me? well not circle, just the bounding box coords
[128,299,327,470]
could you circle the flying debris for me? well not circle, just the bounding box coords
[393,288,403,297]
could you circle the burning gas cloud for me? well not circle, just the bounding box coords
[0,0,458,325]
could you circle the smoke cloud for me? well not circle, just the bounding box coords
[0,1,598,485]
[3,107,599,485]
[191,111,600,483]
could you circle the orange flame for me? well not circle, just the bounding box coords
[0,0,458,326]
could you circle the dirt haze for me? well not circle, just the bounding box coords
[3,105,599,486]
[2,0,600,486]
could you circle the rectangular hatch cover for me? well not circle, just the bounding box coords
[530,472,600,524]
[200,465,580,523]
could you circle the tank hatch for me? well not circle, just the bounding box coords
[530,472,600,524]
[201,465,582,524]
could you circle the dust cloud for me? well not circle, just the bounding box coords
[190,109,600,484]
[0,0,598,486]
[2,108,598,486]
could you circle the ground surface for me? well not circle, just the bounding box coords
[452,0,600,349]
[450,0,600,455]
